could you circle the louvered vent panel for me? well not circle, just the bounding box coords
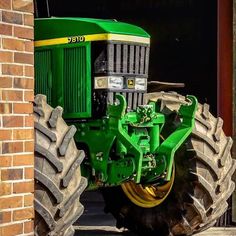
[64,47,87,114]
[35,50,52,104]
[108,44,149,76]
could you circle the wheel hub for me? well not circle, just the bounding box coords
[121,167,175,208]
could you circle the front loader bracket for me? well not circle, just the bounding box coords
[156,95,198,181]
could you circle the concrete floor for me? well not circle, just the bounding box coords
[74,191,236,236]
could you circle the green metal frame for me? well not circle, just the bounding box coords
[73,94,197,189]
[157,96,197,180]
[35,42,92,118]
[35,17,150,41]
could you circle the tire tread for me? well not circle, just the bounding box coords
[34,94,87,236]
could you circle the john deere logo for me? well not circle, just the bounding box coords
[127,79,135,89]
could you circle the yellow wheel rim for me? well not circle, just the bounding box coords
[121,167,175,208]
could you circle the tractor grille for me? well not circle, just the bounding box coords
[64,46,87,114]
[94,43,150,77]
[104,43,148,111]
[107,43,149,76]
[107,92,144,111]
[35,50,52,104]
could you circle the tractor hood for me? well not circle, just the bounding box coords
[35,17,150,46]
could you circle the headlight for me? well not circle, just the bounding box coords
[135,78,147,91]
[94,76,147,91]
[94,76,123,90]
[94,77,108,89]
[108,76,123,89]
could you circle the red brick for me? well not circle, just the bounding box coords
[24,65,34,77]
[13,103,33,114]
[2,11,23,25]
[24,194,33,207]
[0,223,23,236]
[2,90,23,101]
[0,52,13,63]
[24,14,34,26]
[14,26,33,40]
[0,1,11,10]
[0,130,12,140]
[2,38,25,51]
[0,196,22,209]
[24,220,33,233]
[0,156,12,167]
[3,116,23,127]
[1,168,23,180]
[0,103,12,114]
[0,77,12,88]
[13,181,34,193]
[0,23,12,36]
[0,183,11,196]
[2,64,23,76]
[2,141,24,154]
[14,77,34,89]
[13,154,34,166]
[14,52,33,64]
[0,211,11,224]
[13,0,33,13]
[13,208,34,221]
[13,129,34,140]
[24,90,34,101]
[24,141,34,152]
[25,167,34,179]
[25,115,34,127]
[25,40,34,52]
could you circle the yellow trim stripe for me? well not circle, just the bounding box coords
[35,33,150,47]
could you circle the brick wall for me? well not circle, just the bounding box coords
[0,1,34,235]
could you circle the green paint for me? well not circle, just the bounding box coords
[72,94,197,188]
[35,17,150,41]
[35,17,198,191]
[157,96,198,180]
[35,41,91,118]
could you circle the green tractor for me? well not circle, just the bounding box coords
[34,17,235,236]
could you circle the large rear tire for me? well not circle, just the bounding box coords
[103,92,236,236]
[34,95,87,236]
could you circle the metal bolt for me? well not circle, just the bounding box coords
[92,168,95,176]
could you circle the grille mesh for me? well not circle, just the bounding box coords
[35,50,52,104]
[107,44,149,76]
[64,47,87,114]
